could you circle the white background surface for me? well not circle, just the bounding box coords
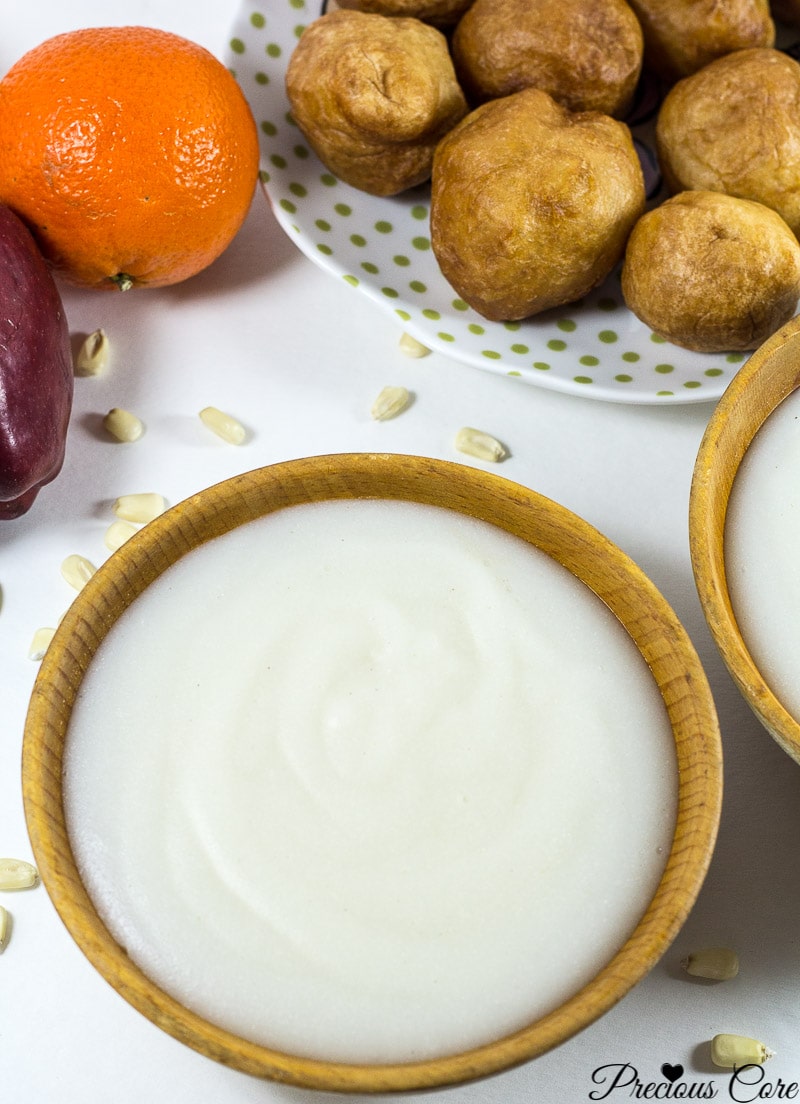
[2,4,800,1103]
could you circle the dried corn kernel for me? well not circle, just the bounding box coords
[371,385,411,421]
[113,493,166,524]
[711,1034,773,1068]
[75,329,110,376]
[0,858,38,891]
[455,426,507,463]
[199,406,247,445]
[0,905,9,951]
[28,627,55,661]
[681,947,739,981]
[61,554,97,592]
[104,519,139,551]
[399,332,431,358]
[103,407,144,442]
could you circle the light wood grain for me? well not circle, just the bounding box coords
[22,453,721,1092]
[690,316,800,765]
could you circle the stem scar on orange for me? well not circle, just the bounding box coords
[0,26,261,290]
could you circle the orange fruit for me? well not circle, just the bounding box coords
[0,26,261,290]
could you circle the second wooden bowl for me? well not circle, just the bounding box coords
[691,314,800,764]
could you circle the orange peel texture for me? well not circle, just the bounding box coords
[0,26,261,289]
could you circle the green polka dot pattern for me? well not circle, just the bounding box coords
[226,0,750,404]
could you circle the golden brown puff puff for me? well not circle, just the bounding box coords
[621,191,800,352]
[285,10,467,196]
[430,88,645,321]
[332,0,474,28]
[450,0,644,118]
[656,48,800,236]
[625,0,774,83]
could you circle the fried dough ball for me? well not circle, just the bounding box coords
[625,0,774,83]
[450,0,644,118]
[621,192,800,352]
[430,88,646,321]
[285,10,468,196]
[332,0,474,27]
[656,48,800,236]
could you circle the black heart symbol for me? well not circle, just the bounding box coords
[661,1064,684,1083]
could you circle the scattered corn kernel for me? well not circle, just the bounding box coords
[681,947,739,981]
[28,627,55,661]
[371,385,411,421]
[104,519,139,551]
[113,493,166,524]
[0,858,38,891]
[455,426,507,462]
[0,905,9,951]
[399,332,431,358]
[711,1034,774,1069]
[60,553,97,592]
[75,328,110,376]
[199,406,247,445]
[103,407,144,443]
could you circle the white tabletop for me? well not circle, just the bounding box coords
[2,4,800,1102]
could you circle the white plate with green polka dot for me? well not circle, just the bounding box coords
[227,0,747,404]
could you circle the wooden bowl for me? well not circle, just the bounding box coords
[691,315,800,764]
[23,453,721,1093]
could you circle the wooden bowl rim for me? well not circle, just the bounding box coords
[23,453,722,1092]
[690,316,800,763]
